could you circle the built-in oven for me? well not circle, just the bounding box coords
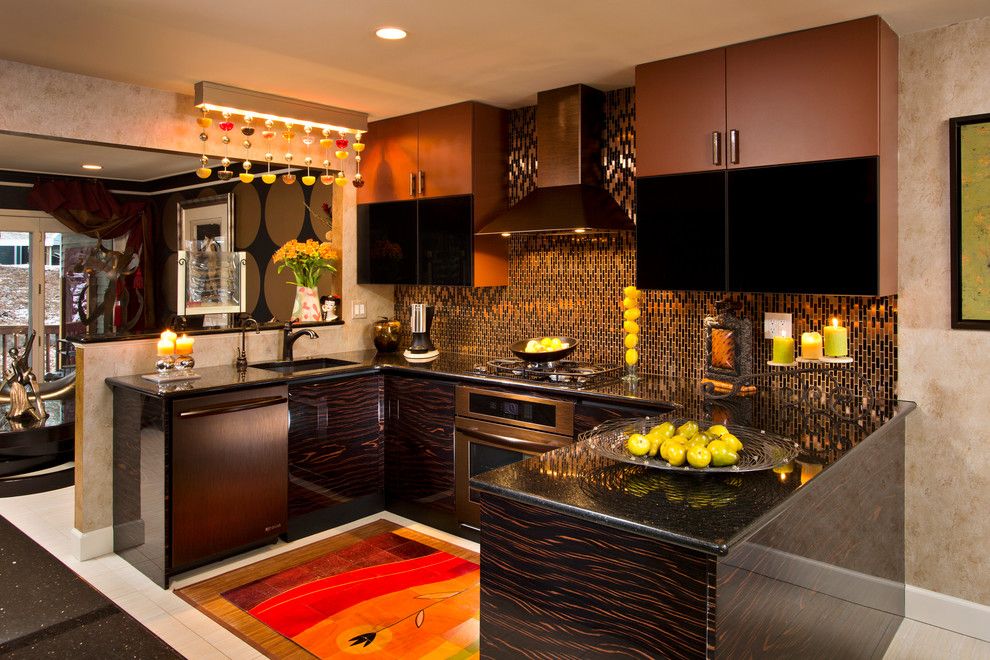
[454,384,575,529]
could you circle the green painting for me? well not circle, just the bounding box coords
[954,118,990,327]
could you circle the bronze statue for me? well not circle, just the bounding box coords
[2,331,48,422]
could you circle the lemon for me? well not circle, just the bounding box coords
[540,337,553,347]
[622,296,638,310]
[623,308,641,321]
[686,445,712,469]
[623,285,640,299]
[666,443,687,467]
[624,334,639,349]
[550,337,563,348]
[707,424,729,437]
[625,349,639,365]
[623,320,640,334]
[626,433,650,456]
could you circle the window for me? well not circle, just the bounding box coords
[0,210,96,380]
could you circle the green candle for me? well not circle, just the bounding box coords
[772,333,795,364]
[823,318,848,357]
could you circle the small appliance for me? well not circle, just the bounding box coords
[403,303,439,362]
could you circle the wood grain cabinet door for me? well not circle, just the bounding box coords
[384,376,456,512]
[725,16,880,168]
[636,48,727,177]
[359,113,419,204]
[416,102,474,199]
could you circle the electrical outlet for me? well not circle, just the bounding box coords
[352,301,367,319]
[764,312,792,339]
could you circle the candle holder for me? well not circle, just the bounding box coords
[175,354,196,370]
[156,355,176,373]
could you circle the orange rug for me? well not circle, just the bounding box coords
[176,520,480,659]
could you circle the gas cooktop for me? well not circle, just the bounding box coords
[468,358,620,389]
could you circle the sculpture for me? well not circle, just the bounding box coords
[2,331,48,422]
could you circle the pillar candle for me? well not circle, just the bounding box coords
[175,334,194,355]
[823,318,848,357]
[800,331,823,360]
[161,329,177,344]
[772,332,795,364]
[157,339,175,356]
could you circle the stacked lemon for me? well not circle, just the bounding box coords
[622,285,641,367]
[625,421,744,469]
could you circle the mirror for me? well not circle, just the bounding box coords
[0,132,344,341]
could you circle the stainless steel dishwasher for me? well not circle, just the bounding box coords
[170,385,288,568]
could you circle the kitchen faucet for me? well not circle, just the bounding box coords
[235,316,261,371]
[282,321,319,361]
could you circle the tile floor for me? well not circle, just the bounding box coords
[0,485,986,659]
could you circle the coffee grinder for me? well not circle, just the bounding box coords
[403,303,439,362]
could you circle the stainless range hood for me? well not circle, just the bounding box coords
[477,84,634,236]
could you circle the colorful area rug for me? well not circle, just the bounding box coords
[177,520,480,659]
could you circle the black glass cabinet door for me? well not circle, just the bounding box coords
[417,195,473,286]
[727,157,878,295]
[636,171,727,291]
[357,201,418,284]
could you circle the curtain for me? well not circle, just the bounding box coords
[27,179,156,331]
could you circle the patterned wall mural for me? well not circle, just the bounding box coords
[394,88,898,400]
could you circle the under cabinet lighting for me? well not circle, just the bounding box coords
[501,232,511,238]
[574,228,587,234]
[82,164,103,170]
[376,27,407,40]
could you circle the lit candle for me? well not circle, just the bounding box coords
[823,318,848,357]
[175,334,194,355]
[800,331,823,360]
[161,329,177,344]
[157,338,175,356]
[772,330,795,364]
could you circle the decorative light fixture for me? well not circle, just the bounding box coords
[375,27,407,40]
[81,164,103,171]
[192,82,368,186]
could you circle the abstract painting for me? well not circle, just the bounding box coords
[950,113,990,329]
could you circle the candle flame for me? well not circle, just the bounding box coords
[832,317,838,327]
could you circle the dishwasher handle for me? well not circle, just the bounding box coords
[177,395,288,419]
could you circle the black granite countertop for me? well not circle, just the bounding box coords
[105,349,691,410]
[471,390,915,557]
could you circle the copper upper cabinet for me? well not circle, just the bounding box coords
[635,49,727,177]
[360,113,418,204]
[725,16,885,168]
[637,15,896,173]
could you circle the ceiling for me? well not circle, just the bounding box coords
[1,0,989,122]
[0,133,198,181]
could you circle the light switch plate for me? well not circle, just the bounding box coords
[764,312,792,339]
[352,301,367,319]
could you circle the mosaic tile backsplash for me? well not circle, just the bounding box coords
[396,88,897,400]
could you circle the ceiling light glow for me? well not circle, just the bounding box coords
[376,27,407,40]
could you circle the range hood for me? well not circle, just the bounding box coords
[477,84,634,236]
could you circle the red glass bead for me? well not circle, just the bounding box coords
[219,121,235,132]
[335,138,349,149]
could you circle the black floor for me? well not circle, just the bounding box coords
[0,515,180,658]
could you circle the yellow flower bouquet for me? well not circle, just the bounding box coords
[273,239,338,288]
[272,239,338,321]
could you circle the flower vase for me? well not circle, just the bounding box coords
[292,286,322,322]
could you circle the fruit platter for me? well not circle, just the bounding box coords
[509,336,579,362]
[586,417,799,474]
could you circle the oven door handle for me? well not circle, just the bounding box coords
[455,423,563,454]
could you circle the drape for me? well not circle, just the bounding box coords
[27,179,156,331]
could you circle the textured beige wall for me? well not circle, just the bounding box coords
[900,16,990,606]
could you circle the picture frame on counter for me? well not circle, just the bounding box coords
[949,113,990,330]
[177,193,234,252]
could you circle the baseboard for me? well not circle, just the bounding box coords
[905,584,990,642]
[70,525,113,560]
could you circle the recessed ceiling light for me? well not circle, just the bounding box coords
[82,164,103,170]
[376,27,407,40]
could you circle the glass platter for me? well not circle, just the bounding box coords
[584,416,800,475]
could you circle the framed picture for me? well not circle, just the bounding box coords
[177,250,247,316]
[950,114,990,329]
[177,193,234,252]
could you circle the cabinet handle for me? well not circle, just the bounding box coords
[409,172,417,197]
[417,170,425,196]
[729,129,739,164]
[177,395,287,419]
[712,131,722,166]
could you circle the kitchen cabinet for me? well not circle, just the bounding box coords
[573,397,676,436]
[384,375,456,529]
[358,101,509,287]
[635,15,897,295]
[286,375,383,540]
[112,385,288,587]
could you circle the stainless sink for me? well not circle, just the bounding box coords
[251,357,358,374]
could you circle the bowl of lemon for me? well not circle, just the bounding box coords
[585,417,799,474]
[510,335,579,362]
